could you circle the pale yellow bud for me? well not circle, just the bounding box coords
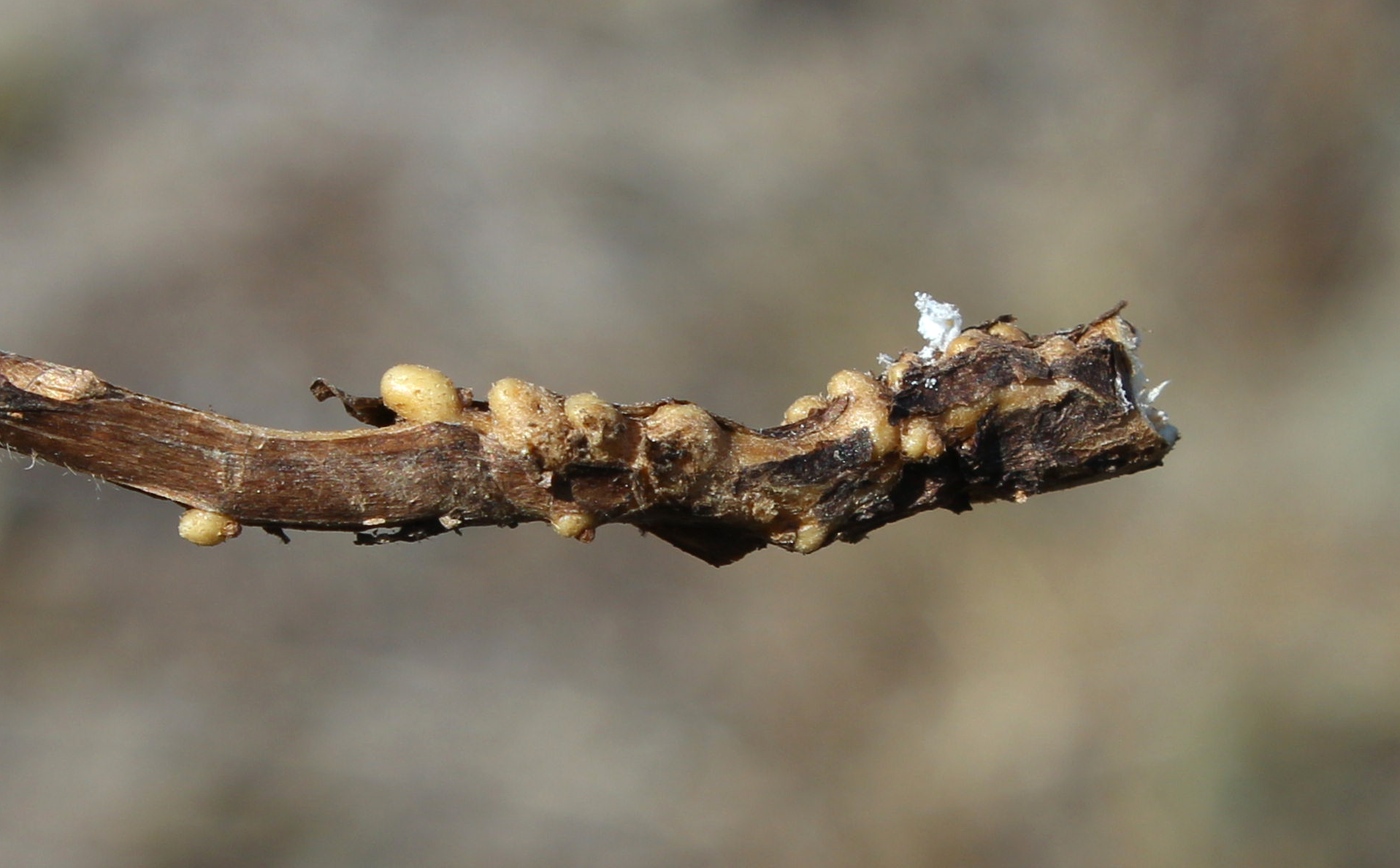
[380,364,465,423]
[178,508,241,546]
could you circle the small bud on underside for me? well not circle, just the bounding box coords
[178,508,241,546]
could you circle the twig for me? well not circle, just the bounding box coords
[0,304,1177,565]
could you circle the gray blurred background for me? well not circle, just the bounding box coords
[1,1,1397,865]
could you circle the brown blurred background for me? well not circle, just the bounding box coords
[1,1,1398,865]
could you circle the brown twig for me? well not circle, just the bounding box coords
[0,306,1177,565]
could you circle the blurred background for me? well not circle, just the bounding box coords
[1,1,1398,865]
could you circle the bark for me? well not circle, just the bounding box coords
[0,307,1177,565]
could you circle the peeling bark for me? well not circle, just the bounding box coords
[0,307,1177,565]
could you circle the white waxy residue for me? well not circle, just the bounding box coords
[914,293,962,360]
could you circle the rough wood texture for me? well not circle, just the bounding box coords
[0,307,1177,565]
